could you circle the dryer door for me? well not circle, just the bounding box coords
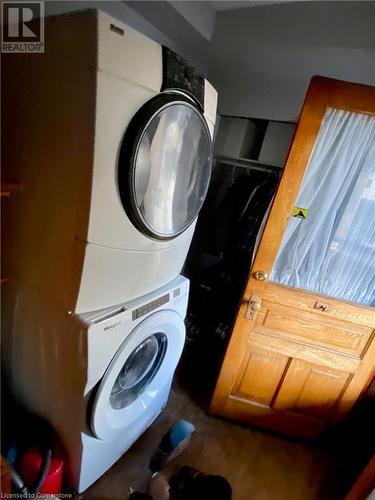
[91,310,185,441]
[118,93,212,240]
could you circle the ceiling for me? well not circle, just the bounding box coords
[210,1,299,11]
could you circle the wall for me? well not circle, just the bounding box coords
[27,1,375,121]
[258,122,295,167]
[127,1,213,72]
[214,116,258,158]
[169,1,216,41]
[208,1,375,121]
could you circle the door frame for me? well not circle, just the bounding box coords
[210,77,375,436]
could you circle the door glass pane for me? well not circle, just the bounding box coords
[134,102,212,237]
[271,107,375,306]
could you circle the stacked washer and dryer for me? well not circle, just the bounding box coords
[2,10,217,492]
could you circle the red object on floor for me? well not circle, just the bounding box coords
[20,447,64,495]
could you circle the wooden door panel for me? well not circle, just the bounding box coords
[273,359,350,420]
[232,347,288,405]
[211,77,375,438]
[265,283,375,329]
[254,298,373,356]
[216,394,325,438]
[247,330,360,374]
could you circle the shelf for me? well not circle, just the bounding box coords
[1,182,23,197]
[215,155,283,172]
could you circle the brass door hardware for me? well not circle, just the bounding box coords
[246,294,261,319]
[254,271,268,281]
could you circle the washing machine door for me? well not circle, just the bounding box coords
[91,310,185,441]
[118,92,212,240]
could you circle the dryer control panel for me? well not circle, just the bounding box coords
[132,293,169,320]
[161,47,204,110]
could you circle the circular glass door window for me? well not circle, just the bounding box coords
[118,94,212,240]
[110,333,167,409]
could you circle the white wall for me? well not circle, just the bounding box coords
[208,1,375,121]
[32,1,375,122]
[169,1,216,41]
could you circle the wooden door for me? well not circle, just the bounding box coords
[210,77,375,438]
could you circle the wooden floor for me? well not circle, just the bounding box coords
[82,378,336,500]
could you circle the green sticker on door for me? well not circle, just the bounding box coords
[292,207,309,219]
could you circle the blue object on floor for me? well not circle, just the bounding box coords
[168,421,195,451]
[150,420,195,472]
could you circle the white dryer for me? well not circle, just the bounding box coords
[3,9,218,313]
[2,275,189,492]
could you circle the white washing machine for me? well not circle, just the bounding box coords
[3,9,218,313]
[2,275,189,492]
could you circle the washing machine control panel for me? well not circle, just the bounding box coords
[132,293,170,320]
